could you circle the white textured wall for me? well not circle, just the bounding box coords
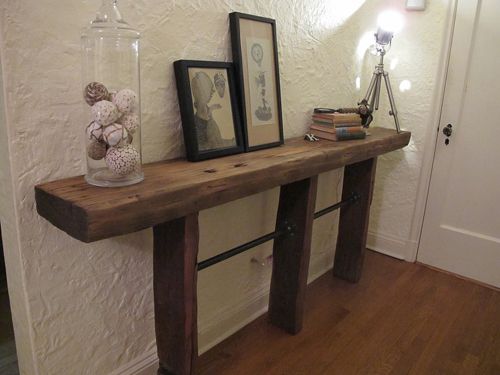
[359,0,450,254]
[0,54,38,375]
[0,1,449,374]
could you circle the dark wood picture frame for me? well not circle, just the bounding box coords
[230,12,284,152]
[174,60,244,161]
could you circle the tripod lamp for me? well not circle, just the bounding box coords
[359,11,404,133]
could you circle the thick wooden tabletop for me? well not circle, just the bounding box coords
[35,128,410,243]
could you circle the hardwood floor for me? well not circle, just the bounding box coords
[197,250,500,375]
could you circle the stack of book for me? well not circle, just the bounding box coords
[309,112,366,141]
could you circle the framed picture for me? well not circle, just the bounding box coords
[230,12,284,152]
[174,60,244,161]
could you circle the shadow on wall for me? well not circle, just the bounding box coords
[1,227,5,288]
[368,148,410,236]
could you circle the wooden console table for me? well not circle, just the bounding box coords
[35,128,410,375]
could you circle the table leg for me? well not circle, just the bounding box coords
[269,176,318,334]
[153,214,199,375]
[333,158,377,283]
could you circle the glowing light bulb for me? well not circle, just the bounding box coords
[377,10,405,34]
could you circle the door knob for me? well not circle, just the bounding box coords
[443,124,453,137]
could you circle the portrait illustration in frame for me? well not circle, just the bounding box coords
[174,60,244,161]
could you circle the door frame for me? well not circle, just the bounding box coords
[406,0,458,262]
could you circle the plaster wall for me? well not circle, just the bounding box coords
[0,0,449,374]
[0,55,37,375]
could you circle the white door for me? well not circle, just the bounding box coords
[418,0,500,287]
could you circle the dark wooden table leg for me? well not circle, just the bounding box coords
[153,214,199,375]
[269,176,318,334]
[333,157,377,283]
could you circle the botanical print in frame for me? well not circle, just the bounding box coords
[230,12,284,151]
[174,60,244,161]
[246,37,276,126]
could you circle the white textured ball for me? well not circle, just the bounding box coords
[119,113,139,134]
[105,145,140,176]
[113,89,137,113]
[103,123,129,147]
[91,100,120,126]
[86,121,103,141]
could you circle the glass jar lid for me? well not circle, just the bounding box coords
[89,0,135,31]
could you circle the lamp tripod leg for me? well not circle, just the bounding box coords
[369,73,381,114]
[382,72,401,133]
[361,72,378,105]
[360,61,402,132]
[374,74,382,111]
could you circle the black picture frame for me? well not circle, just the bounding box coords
[174,60,244,161]
[230,12,284,152]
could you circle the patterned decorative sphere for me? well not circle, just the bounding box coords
[87,140,107,160]
[86,121,103,141]
[84,82,109,106]
[113,89,137,113]
[91,100,120,126]
[105,145,140,176]
[119,113,139,134]
[103,123,129,147]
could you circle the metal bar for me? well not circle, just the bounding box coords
[314,192,360,219]
[197,192,360,271]
[197,230,283,271]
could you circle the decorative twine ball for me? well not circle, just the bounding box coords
[105,145,140,176]
[87,140,107,160]
[103,123,129,147]
[118,113,139,134]
[113,89,137,113]
[84,82,109,106]
[86,121,103,141]
[91,100,120,126]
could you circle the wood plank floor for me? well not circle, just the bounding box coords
[197,250,500,375]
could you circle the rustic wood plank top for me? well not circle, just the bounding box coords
[35,128,410,243]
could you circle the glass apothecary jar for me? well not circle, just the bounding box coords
[81,0,143,187]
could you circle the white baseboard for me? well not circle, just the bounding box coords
[110,252,334,375]
[109,348,157,375]
[367,231,408,260]
[405,239,419,262]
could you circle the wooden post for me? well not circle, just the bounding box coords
[269,176,318,334]
[153,214,199,375]
[333,158,377,283]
